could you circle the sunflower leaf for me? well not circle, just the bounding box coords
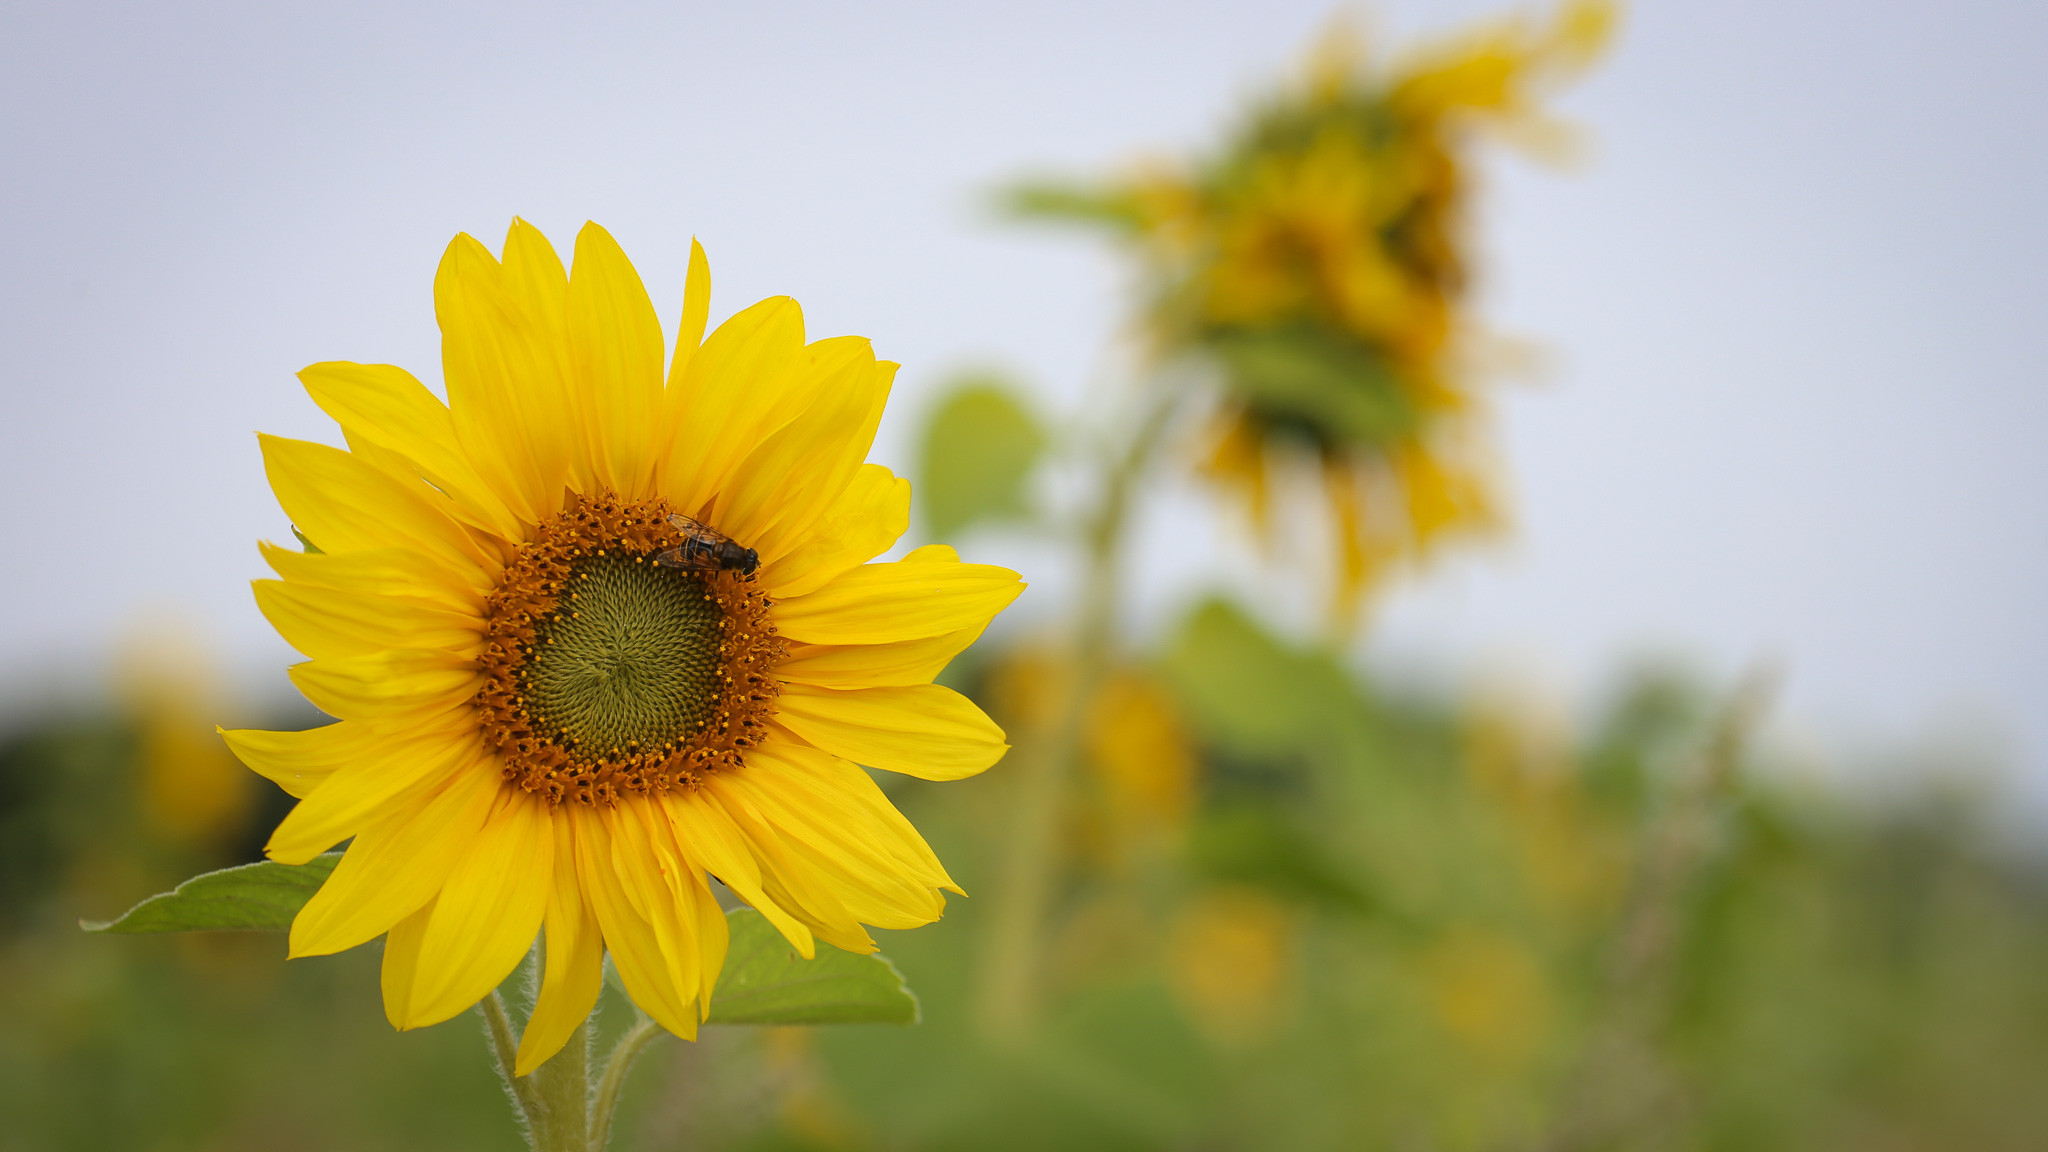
[917,377,1047,540]
[707,908,919,1026]
[81,853,342,933]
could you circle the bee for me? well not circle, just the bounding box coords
[654,514,759,576]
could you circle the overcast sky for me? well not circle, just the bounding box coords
[3,1,2043,805]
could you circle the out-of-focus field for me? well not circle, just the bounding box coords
[6,606,2046,1150]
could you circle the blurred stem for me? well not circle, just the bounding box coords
[977,392,1175,1041]
[1532,666,1777,1152]
[589,1014,664,1151]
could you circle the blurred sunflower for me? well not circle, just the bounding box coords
[1013,1,1612,626]
[222,220,1023,1074]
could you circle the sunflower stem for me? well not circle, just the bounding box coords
[527,1016,593,1152]
[589,1013,665,1151]
[976,389,1174,1039]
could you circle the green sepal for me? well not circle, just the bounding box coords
[81,853,341,933]
[706,908,919,1026]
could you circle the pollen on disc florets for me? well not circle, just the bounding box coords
[476,491,784,807]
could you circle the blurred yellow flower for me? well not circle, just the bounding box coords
[1167,886,1295,1046]
[1084,670,1196,849]
[117,624,250,849]
[1014,1,1613,626]
[1418,925,1552,1066]
[224,220,1022,1074]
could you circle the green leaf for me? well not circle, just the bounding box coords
[999,180,1146,231]
[706,907,919,1026]
[1205,325,1421,451]
[82,853,341,933]
[82,864,918,1026]
[1189,805,1380,917]
[290,525,323,554]
[917,377,1047,540]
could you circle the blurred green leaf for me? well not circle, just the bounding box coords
[1188,804,1380,917]
[918,378,1047,540]
[291,526,323,553]
[1160,599,1357,762]
[83,853,340,933]
[1206,325,1420,451]
[707,907,918,1026]
[999,180,1145,231]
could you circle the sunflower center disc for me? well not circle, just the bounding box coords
[523,554,723,753]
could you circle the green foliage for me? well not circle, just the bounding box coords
[916,378,1047,540]
[84,853,341,933]
[797,602,2048,1152]
[706,909,918,1026]
[81,858,916,1026]
[1205,325,1421,451]
[8,606,2048,1149]
[999,181,1145,232]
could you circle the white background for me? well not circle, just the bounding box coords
[2,1,2043,806]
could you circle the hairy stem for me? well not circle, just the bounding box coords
[481,992,544,1147]
[526,1017,592,1152]
[589,1014,665,1151]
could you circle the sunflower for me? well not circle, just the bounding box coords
[222,220,1024,1075]
[1009,1,1610,626]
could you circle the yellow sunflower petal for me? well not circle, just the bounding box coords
[665,238,712,389]
[572,803,699,1039]
[775,624,985,690]
[568,222,665,500]
[516,815,606,1076]
[743,740,951,890]
[434,232,557,526]
[287,648,481,727]
[712,347,892,565]
[690,862,729,1015]
[219,721,369,799]
[721,741,949,927]
[701,777,875,955]
[760,463,910,600]
[288,763,500,957]
[773,682,1007,782]
[259,434,496,586]
[773,554,1024,645]
[264,719,478,863]
[607,800,713,1018]
[380,899,434,1031]
[660,789,815,958]
[259,541,482,615]
[400,790,553,1029]
[498,218,583,507]
[297,360,527,541]
[254,579,481,662]
[655,298,809,515]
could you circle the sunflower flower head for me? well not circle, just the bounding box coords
[226,220,1023,1074]
[1010,1,1612,628]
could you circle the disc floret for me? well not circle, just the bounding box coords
[477,491,784,806]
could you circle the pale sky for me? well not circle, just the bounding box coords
[3,1,2043,805]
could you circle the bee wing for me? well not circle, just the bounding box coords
[666,513,735,544]
[654,544,708,570]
